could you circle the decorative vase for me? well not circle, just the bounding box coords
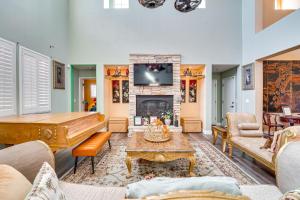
[165,119,171,126]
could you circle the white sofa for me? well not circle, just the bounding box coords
[0,140,300,200]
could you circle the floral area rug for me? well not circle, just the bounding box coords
[61,137,258,187]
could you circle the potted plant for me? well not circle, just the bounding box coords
[161,111,173,126]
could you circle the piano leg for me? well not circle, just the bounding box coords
[74,156,78,174]
[91,157,95,174]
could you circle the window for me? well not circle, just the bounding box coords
[19,46,51,114]
[0,37,16,117]
[198,0,206,9]
[104,0,129,9]
[91,84,96,98]
[275,0,300,10]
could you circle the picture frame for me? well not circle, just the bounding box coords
[282,106,292,116]
[150,116,157,123]
[53,60,65,89]
[180,80,186,103]
[189,79,197,103]
[112,80,120,103]
[242,63,255,90]
[134,116,142,126]
[142,116,150,126]
[122,80,129,103]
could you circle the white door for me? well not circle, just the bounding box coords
[222,76,236,125]
[212,79,218,125]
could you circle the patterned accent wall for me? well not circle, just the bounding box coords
[263,61,300,113]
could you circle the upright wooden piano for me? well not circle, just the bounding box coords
[0,112,106,151]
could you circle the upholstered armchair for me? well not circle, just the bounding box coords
[226,112,300,171]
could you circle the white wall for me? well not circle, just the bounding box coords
[241,0,300,123]
[0,0,70,113]
[68,0,242,132]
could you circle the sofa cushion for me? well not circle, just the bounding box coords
[126,177,242,199]
[239,130,263,137]
[60,182,126,200]
[231,137,273,163]
[238,123,260,130]
[25,162,66,200]
[0,165,32,200]
[240,185,282,200]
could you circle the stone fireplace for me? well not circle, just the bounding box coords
[136,95,173,123]
[128,54,182,135]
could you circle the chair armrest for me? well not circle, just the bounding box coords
[0,140,55,183]
[272,126,300,164]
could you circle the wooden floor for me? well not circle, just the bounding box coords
[55,133,276,184]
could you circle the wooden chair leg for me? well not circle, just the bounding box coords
[108,139,111,149]
[91,156,95,174]
[74,156,78,174]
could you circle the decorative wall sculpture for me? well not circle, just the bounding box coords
[189,79,197,103]
[180,80,186,103]
[112,80,120,103]
[122,80,129,103]
[263,61,300,113]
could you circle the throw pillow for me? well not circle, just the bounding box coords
[269,130,283,153]
[0,165,32,200]
[281,188,300,200]
[126,176,242,199]
[25,162,66,200]
[237,123,260,130]
[239,130,263,137]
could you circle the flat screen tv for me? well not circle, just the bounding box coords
[134,63,173,86]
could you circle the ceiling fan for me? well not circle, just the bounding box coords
[138,0,166,9]
[174,0,202,12]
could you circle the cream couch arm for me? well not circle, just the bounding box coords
[0,140,55,183]
[276,141,300,193]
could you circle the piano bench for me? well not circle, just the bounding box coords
[72,132,112,174]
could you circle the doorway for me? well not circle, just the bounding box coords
[70,65,96,112]
[212,65,238,126]
[222,76,236,124]
[79,78,97,112]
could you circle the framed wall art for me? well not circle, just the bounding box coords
[180,80,186,103]
[242,63,255,90]
[189,79,197,103]
[53,60,65,89]
[134,116,142,126]
[122,80,129,103]
[112,80,120,103]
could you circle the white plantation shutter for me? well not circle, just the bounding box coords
[0,38,16,117]
[19,46,51,114]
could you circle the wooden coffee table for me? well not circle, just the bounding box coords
[125,133,196,176]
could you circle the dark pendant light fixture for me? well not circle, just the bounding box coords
[138,0,166,9]
[174,0,202,12]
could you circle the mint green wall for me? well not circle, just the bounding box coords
[0,0,69,113]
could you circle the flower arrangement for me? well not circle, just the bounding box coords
[161,111,173,125]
